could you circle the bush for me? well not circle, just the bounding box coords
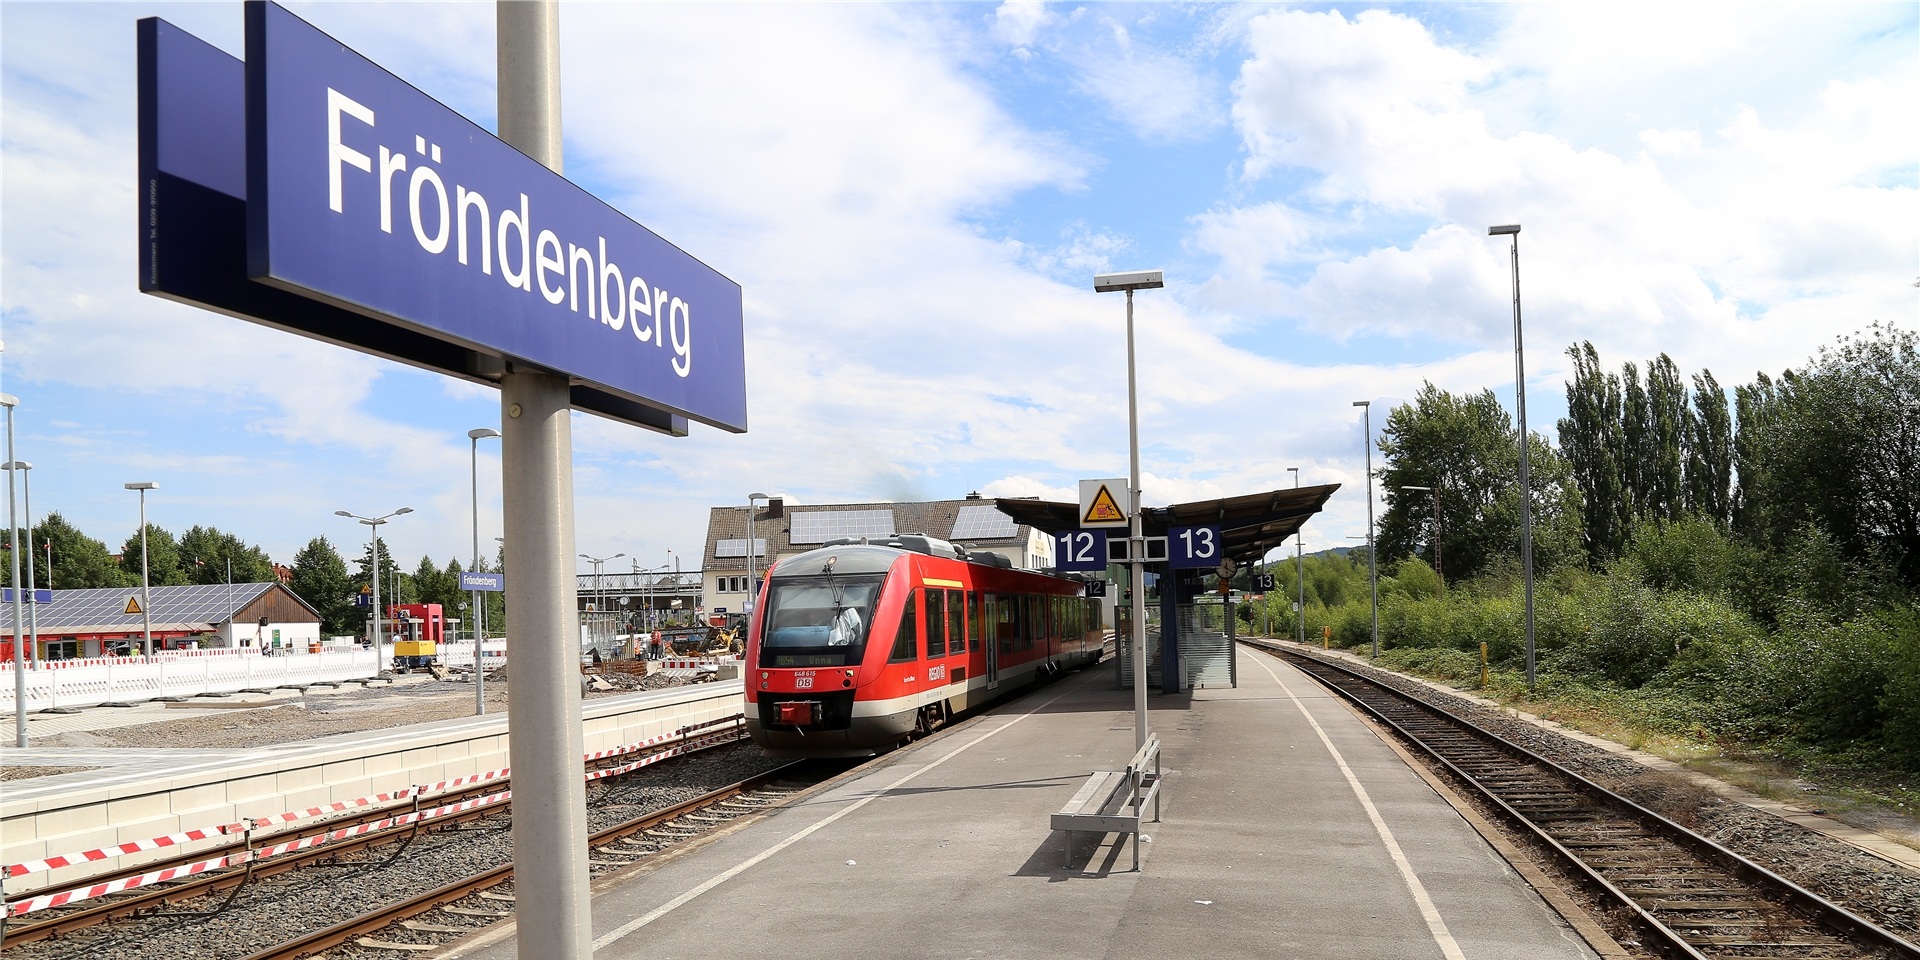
[1553,577,1759,689]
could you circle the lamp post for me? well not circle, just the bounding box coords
[1352,401,1380,660]
[746,493,769,622]
[125,482,159,658]
[336,507,413,663]
[4,393,25,747]
[468,427,500,714]
[1287,466,1304,645]
[4,462,39,669]
[667,548,678,624]
[1095,268,1164,754]
[1489,223,1536,690]
[1398,485,1444,589]
[579,552,625,617]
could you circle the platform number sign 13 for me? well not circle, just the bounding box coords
[1054,529,1110,572]
[1168,525,1222,569]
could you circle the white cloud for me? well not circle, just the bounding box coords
[1207,4,1917,391]
[1073,32,1223,142]
[991,1,1053,50]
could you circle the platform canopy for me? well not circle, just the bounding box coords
[994,484,1340,566]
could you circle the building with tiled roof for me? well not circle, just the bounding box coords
[701,494,1053,619]
[0,582,322,660]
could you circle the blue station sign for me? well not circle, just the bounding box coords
[245,1,744,432]
[1053,529,1110,573]
[136,4,744,434]
[1167,525,1222,570]
[459,571,505,593]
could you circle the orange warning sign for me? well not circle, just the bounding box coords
[1083,484,1126,524]
[124,595,143,615]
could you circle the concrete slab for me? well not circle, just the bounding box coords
[452,655,1594,960]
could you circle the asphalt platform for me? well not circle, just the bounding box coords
[453,644,1599,960]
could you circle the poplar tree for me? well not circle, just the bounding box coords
[1686,370,1734,527]
[1646,354,1692,522]
[1558,342,1629,562]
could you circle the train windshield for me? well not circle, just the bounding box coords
[759,575,884,667]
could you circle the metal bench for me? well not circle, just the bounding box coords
[1051,735,1162,871]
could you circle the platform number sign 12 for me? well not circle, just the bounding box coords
[1055,529,1110,573]
[1168,525,1222,569]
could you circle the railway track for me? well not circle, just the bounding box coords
[1259,644,1920,960]
[1,718,754,955]
[244,762,818,960]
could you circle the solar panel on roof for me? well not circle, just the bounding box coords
[949,504,1018,541]
[788,509,896,544]
[714,538,766,558]
[0,582,277,630]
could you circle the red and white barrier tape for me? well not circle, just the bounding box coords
[5,823,243,879]
[8,851,235,916]
[5,716,739,883]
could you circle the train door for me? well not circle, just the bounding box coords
[983,592,1000,690]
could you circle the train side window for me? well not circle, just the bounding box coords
[967,591,981,653]
[994,593,1013,653]
[946,589,965,656]
[924,589,947,658]
[890,591,919,663]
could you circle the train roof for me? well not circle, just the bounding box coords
[770,535,1027,579]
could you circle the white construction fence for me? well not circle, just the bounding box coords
[1,648,383,715]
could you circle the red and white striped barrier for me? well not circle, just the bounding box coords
[5,823,244,879]
[8,851,238,916]
[7,791,515,917]
[4,715,744,911]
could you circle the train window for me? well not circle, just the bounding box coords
[890,591,919,663]
[761,575,886,669]
[967,591,981,652]
[946,589,965,656]
[991,593,1013,653]
[924,589,947,658]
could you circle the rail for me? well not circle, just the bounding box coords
[1250,640,1920,959]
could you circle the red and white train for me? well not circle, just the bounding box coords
[744,534,1107,757]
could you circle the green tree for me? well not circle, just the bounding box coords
[1734,324,1920,585]
[410,554,462,611]
[1646,354,1692,523]
[1376,383,1582,582]
[1686,369,1735,527]
[119,523,186,586]
[178,525,275,584]
[352,536,405,607]
[289,536,355,636]
[1558,342,1630,563]
[3,514,129,589]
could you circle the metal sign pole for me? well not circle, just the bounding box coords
[497,3,592,957]
[5,395,25,748]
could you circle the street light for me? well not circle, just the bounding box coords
[1288,466,1304,646]
[746,493,769,621]
[1489,222,1536,690]
[1352,401,1380,660]
[1095,267,1164,754]
[579,551,625,615]
[125,482,160,659]
[1399,485,1444,589]
[4,392,24,748]
[337,507,413,662]
[468,427,500,715]
[4,462,39,669]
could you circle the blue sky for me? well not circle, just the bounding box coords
[3,1,1915,578]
